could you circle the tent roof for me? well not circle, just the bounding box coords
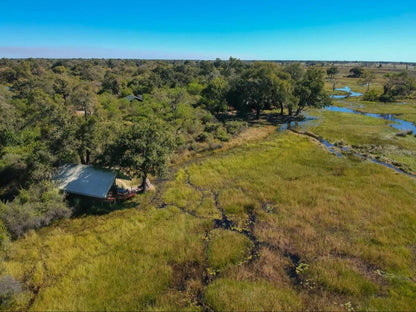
[124,94,143,102]
[53,164,116,199]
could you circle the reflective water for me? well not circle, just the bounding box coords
[331,86,363,99]
[278,115,318,132]
[325,106,416,135]
[275,106,414,177]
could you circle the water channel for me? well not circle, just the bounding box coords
[278,86,415,177]
[331,86,363,99]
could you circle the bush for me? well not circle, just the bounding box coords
[224,120,248,135]
[379,94,394,102]
[120,88,133,97]
[187,81,204,96]
[215,128,230,142]
[0,220,10,250]
[175,135,186,147]
[0,275,22,308]
[0,182,71,239]
[196,132,210,142]
[362,90,379,101]
[204,123,221,133]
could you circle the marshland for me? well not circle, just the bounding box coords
[0,59,416,311]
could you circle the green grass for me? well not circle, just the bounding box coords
[1,130,416,310]
[207,229,253,271]
[205,279,301,311]
[334,98,416,123]
[307,109,416,173]
[308,257,378,296]
[3,205,207,311]
[324,72,386,95]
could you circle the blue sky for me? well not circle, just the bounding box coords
[0,0,415,61]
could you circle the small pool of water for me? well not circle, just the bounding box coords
[325,106,416,135]
[331,86,363,99]
[278,115,318,131]
[318,138,342,157]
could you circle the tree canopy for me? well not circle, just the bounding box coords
[105,118,176,190]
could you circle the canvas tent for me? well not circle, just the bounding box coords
[124,94,143,102]
[53,164,116,199]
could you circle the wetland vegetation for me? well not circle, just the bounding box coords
[0,59,415,311]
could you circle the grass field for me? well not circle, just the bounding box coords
[333,98,416,124]
[2,127,416,311]
[318,72,416,175]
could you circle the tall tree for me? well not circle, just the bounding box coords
[200,77,229,113]
[107,118,176,191]
[69,84,98,120]
[326,66,339,80]
[231,62,276,119]
[381,71,414,101]
[349,67,364,78]
[283,63,304,82]
[360,70,375,92]
[293,67,330,116]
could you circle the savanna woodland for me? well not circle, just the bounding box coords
[0,58,416,311]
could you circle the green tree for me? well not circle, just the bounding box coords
[155,87,189,112]
[187,80,204,96]
[293,67,330,116]
[0,93,19,152]
[381,71,414,101]
[230,63,278,119]
[360,70,375,93]
[283,63,304,82]
[68,84,98,119]
[102,71,126,95]
[74,116,101,165]
[269,74,293,116]
[107,119,176,191]
[200,77,230,113]
[53,74,73,104]
[349,66,364,78]
[326,66,339,79]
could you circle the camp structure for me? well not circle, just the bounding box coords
[53,164,116,200]
[123,94,143,102]
[53,164,138,202]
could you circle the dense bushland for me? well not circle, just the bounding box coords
[0,58,330,240]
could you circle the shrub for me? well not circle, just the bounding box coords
[187,81,204,96]
[0,275,22,308]
[175,135,186,147]
[0,220,10,250]
[196,132,210,142]
[204,122,221,133]
[224,120,248,135]
[363,89,379,101]
[379,94,394,102]
[120,88,133,97]
[0,182,71,239]
[215,128,230,142]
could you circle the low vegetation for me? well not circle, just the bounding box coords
[1,131,415,310]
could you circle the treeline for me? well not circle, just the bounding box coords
[0,58,329,242]
[332,66,416,102]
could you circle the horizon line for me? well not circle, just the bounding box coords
[2,57,416,65]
